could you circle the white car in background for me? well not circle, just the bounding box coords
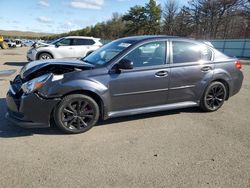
[27,36,102,61]
[15,39,23,47]
[4,39,16,48]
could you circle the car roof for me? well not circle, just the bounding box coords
[64,36,99,40]
[119,35,179,42]
[115,35,214,48]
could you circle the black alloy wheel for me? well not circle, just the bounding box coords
[54,94,99,134]
[200,81,227,112]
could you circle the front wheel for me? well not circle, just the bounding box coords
[38,52,53,60]
[54,94,100,134]
[200,81,227,112]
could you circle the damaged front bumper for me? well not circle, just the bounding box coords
[26,49,37,61]
[6,80,60,128]
[5,60,94,128]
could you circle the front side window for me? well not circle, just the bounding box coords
[172,41,212,64]
[123,41,166,68]
[84,39,95,45]
[56,38,71,46]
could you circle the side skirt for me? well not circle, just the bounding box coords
[108,101,199,119]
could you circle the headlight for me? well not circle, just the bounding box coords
[22,74,51,94]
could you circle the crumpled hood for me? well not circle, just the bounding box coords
[31,42,52,48]
[20,59,94,80]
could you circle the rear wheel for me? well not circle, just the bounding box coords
[200,81,227,112]
[54,94,100,134]
[38,52,53,60]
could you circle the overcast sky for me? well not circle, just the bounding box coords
[0,0,188,34]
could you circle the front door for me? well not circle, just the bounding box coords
[109,40,170,112]
[168,40,214,104]
[54,38,75,58]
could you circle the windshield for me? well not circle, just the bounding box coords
[50,38,63,45]
[82,39,136,66]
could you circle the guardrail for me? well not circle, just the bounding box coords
[211,39,250,58]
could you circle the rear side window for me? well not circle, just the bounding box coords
[72,39,95,45]
[172,41,212,64]
[56,38,71,46]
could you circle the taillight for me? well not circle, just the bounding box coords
[235,60,242,70]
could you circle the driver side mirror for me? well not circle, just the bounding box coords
[115,59,133,70]
[55,43,60,48]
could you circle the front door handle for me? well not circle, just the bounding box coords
[201,66,212,72]
[155,71,168,77]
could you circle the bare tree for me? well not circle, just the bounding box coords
[162,0,179,35]
[174,8,193,37]
[186,0,249,39]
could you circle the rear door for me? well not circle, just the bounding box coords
[71,38,95,58]
[168,40,214,104]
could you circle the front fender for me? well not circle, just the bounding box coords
[37,75,110,119]
[40,78,108,99]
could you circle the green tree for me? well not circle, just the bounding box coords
[145,0,162,34]
[122,5,147,35]
[103,13,126,39]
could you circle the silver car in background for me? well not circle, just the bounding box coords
[27,36,102,61]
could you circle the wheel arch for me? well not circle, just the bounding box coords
[209,78,230,100]
[211,69,233,100]
[36,51,54,60]
[61,90,105,119]
[49,89,106,127]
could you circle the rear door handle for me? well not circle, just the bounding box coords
[201,66,212,72]
[155,71,168,77]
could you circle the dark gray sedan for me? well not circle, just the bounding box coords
[6,36,243,133]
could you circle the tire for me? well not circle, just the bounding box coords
[38,52,53,60]
[200,81,227,112]
[54,94,100,134]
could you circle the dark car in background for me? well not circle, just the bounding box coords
[6,36,243,134]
